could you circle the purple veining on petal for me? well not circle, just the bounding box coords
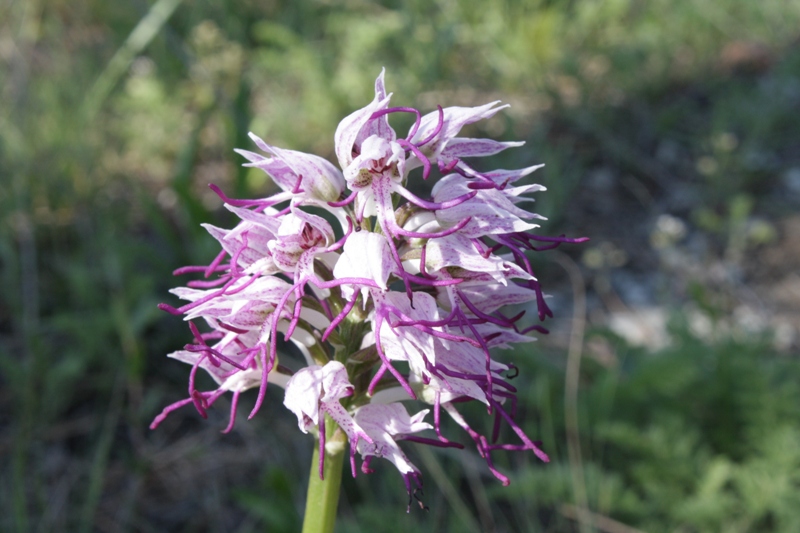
[440,138,524,159]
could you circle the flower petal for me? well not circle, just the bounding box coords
[355,403,431,474]
[335,82,393,170]
[238,134,346,202]
[440,138,524,159]
[409,101,509,158]
[333,231,396,297]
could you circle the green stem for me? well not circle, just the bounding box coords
[301,423,345,533]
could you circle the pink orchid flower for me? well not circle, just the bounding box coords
[153,69,587,504]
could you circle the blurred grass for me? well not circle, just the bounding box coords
[1,0,799,531]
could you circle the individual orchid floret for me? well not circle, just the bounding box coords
[236,133,346,204]
[431,173,546,238]
[354,403,431,497]
[334,69,395,171]
[409,232,512,283]
[408,101,511,162]
[169,275,292,334]
[284,361,373,477]
[344,135,407,190]
[150,325,292,434]
[268,208,335,274]
[371,291,443,391]
[201,217,279,275]
[153,69,587,512]
[284,362,359,437]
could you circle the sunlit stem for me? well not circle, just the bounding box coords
[301,416,346,533]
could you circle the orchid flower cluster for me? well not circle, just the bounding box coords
[152,70,584,500]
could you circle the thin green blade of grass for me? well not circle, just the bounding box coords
[78,367,125,533]
[81,0,184,122]
[415,446,483,533]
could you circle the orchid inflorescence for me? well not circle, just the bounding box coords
[152,70,585,502]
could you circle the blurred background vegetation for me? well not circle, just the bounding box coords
[2,0,800,531]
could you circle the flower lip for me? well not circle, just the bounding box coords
[344,135,406,189]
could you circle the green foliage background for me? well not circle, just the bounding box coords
[2,0,799,531]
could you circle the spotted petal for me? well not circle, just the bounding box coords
[335,76,393,170]
[409,101,509,159]
[354,403,431,475]
[283,362,361,438]
[237,134,345,202]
